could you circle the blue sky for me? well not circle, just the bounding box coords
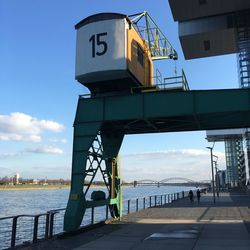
[0,0,238,181]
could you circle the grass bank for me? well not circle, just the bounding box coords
[0,184,70,191]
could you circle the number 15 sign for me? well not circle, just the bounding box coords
[75,19,127,83]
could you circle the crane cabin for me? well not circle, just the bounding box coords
[75,13,154,94]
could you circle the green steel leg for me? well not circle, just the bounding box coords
[64,122,101,231]
[101,132,124,217]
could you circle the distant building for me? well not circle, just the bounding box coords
[32,179,39,185]
[225,140,246,186]
[217,170,226,189]
[206,131,247,187]
[13,173,20,185]
[169,0,250,186]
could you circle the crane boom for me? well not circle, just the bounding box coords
[129,11,178,60]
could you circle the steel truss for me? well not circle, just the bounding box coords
[64,121,124,231]
[129,11,178,60]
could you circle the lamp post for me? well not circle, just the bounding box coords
[213,160,219,197]
[206,146,216,203]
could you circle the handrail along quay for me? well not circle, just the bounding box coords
[0,189,201,249]
[0,211,58,249]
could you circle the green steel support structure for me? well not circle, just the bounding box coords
[64,88,250,231]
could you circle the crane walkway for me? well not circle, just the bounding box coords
[20,191,250,250]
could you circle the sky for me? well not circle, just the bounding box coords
[0,0,239,181]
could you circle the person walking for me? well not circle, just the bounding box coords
[197,189,201,203]
[189,190,194,203]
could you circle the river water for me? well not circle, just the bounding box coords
[0,186,194,217]
[0,186,195,249]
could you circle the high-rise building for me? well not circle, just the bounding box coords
[168,0,250,185]
[225,139,245,186]
[13,173,20,185]
[216,169,226,189]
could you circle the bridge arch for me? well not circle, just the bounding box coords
[137,179,158,184]
[159,177,196,184]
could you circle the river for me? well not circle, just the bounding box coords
[0,186,195,249]
[0,186,194,217]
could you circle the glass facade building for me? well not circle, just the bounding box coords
[225,139,245,186]
[168,1,250,186]
[236,10,250,185]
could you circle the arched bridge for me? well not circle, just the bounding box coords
[134,177,210,187]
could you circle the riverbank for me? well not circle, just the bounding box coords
[0,184,70,191]
[0,184,134,191]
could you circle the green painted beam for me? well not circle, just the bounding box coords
[75,89,250,133]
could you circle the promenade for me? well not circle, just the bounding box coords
[20,191,250,250]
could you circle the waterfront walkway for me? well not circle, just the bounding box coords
[20,191,250,250]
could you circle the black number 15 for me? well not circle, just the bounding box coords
[89,32,108,58]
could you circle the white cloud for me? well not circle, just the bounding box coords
[29,165,71,179]
[123,149,224,159]
[49,138,68,144]
[36,120,64,132]
[0,152,21,159]
[120,149,225,182]
[28,145,64,154]
[0,145,63,160]
[0,112,64,142]
[0,166,16,176]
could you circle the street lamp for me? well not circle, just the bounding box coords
[206,146,216,203]
[213,160,219,197]
[212,155,219,197]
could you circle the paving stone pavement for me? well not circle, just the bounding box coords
[19,191,250,250]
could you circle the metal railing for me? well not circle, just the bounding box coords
[0,190,191,249]
[125,191,189,215]
[162,69,189,91]
[152,68,163,85]
[78,69,189,100]
[130,69,189,94]
[0,210,61,249]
